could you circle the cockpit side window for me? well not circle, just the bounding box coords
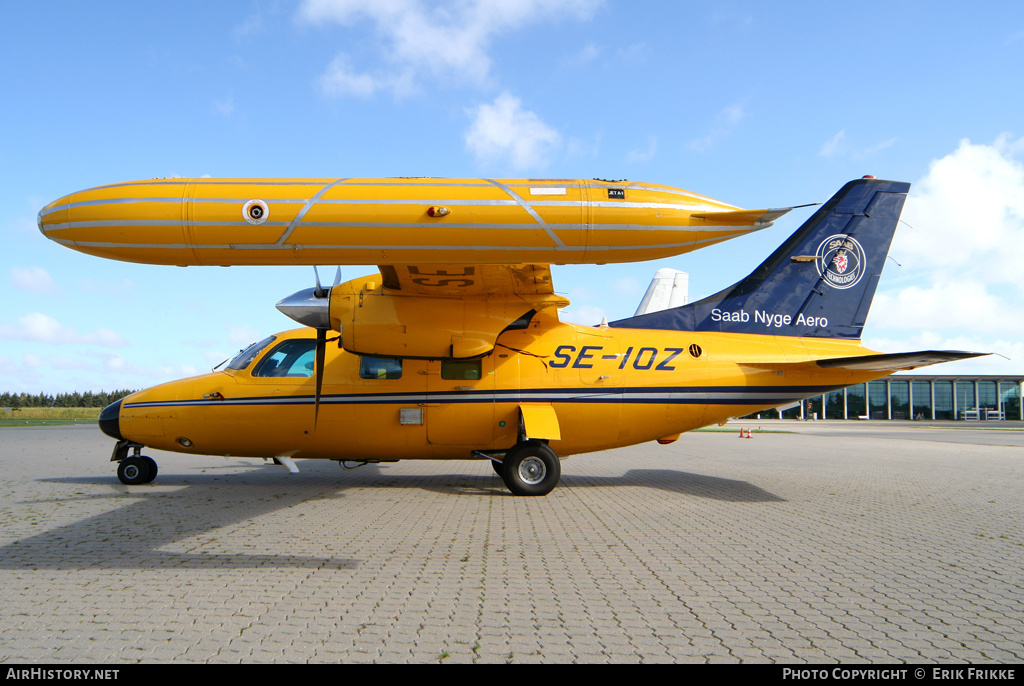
[359,357,403,379]
[227,336,276,371]
[253,339,317,377]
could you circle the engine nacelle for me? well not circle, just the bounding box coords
[330,275,539,358]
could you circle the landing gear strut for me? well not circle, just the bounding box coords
[499,440,560,496]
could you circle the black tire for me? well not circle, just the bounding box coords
[500,441,560,496]
[117,457,153,485]
[491,459,504,475]
[140,456,158,483]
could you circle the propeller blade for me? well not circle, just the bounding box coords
[332,266,342,287]
[313,266,326,298]
[313,326,327,429]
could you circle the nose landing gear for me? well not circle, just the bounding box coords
[112,441,158,485]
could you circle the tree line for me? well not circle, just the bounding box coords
[1,390,137,409]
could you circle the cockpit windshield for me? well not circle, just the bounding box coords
[226,336,276,371]
[253,339,317,377]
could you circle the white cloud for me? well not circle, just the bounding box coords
[0,355,41,390]
[10,266,58,293]
[870,280,1024,338]
[565,133,601,160]
[689,103,746,152]
[299,0,601,98]
[49,357,93,371]
[0,313,126,347]
[626,136,657,164]
[213,97,235,116]
[611,277,642,298]
[711,7,754,28]
[819,130,846,158]
[228,325,263,346]
[819,130,897,159]
[233,12,265,41]
[464,93,560,170]
[572,42,601,65]
[892,135,1024,280]
[614,43,648,63]
[319,55,393,98]
[855,137,898,158]
[868,135,1024,375]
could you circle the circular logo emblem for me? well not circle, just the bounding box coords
[815,234,866,290]
[242,199,269,225]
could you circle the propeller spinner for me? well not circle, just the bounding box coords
[275,267,341,429]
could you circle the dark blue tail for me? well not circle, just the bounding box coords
[609,178,910,339]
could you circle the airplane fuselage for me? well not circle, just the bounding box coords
[112,317,882,462]
[37,177,785,267]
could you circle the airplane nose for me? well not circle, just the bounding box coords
[37,192,74,238]
[98,399,123,440]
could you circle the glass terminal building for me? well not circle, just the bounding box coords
[753,375,1024,421]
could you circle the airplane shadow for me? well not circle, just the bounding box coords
[564,469,786,502]
[1,463,783,571]
[422,469,785,502]
[2,466,364,572]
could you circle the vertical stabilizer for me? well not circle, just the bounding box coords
[634,268,689,315]
[610,178,909,339]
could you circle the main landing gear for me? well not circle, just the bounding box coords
[112,440,158,485]
[493,440,560,496]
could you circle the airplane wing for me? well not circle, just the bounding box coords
[311,263,569,359]
[741,350,988,373]
[377,263,565,304]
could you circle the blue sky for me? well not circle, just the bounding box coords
[3,0,1023,393]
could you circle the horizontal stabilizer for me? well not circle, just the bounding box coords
[741,350,988,373]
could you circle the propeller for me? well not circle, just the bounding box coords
[276,266,342,430]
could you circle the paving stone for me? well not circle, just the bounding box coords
[0,422,1021,663]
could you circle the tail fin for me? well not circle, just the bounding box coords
[633,268,689,316]
[610,178,910,339]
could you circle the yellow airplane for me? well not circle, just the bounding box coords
[45,177,980,495]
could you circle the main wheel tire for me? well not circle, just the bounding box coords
[500,441,560,496]
[491,459,504,475]
[117,457,152,485]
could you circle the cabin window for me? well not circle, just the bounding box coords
[253,339,317,377]
[360,357,403,380]
[441,359,481,380]
[227,336,276,371]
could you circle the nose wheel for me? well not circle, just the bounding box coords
[499,440,560,496]
[116,455,158,485]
